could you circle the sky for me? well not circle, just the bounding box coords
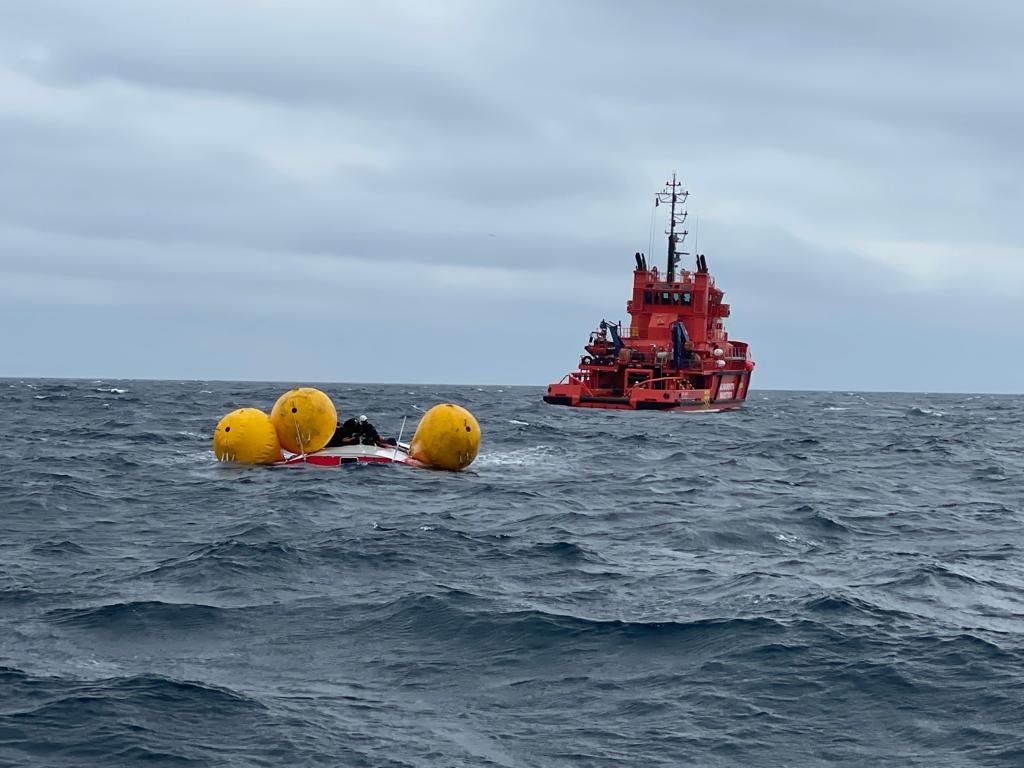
[1,0,1022,392]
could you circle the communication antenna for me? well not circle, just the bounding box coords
[654,173,689,282]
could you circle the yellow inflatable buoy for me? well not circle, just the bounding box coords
[270,387,337,454]
[213,408,282,465]
[409,403,481,471]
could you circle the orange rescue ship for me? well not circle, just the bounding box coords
[544,174,755,412]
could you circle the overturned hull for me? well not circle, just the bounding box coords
[274,443,421,468]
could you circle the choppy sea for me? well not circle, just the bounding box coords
[1,379,1022,767]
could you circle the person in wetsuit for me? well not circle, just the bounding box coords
[327,415,396,448]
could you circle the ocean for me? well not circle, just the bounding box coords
[1,379,1022,767]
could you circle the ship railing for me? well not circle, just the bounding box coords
[625,376,697,393]
[606,348,704,368]
[560,371,596,396]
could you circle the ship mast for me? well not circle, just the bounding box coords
[654,174,689,283]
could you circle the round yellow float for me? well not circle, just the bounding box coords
[213,408,282,465]
[270,387,337,454]
[409,403,481,471]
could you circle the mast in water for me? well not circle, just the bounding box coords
[654,173,689,282]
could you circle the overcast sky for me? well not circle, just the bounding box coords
[1,0,1022,391]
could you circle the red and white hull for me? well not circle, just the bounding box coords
[274,443,422,468]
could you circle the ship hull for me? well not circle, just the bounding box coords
[542,396,744,412]
[543,370,752,412]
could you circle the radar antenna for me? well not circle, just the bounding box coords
[654,173,689,283]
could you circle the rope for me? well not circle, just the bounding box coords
[292,415,306,460]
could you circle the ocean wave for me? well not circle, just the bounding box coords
[525,540,608,564]
[0,669,269,765]
[804,593,910,622]
[138,539,306,581]
[796,505,851,534]
[907,405,947,417]
[889,562,1024,594]
[352,591,784,651]
[308,536,422,567]
[128,431,175,445]
[29,540,90,557]
[5,669,263,712]
[46,600,228,631]
[0,586,54,606]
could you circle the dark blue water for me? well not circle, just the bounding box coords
[1,379,1022,767]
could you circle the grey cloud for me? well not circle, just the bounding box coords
[3,1,514,134]
[1,1,1022,390]
[0,112,636,270]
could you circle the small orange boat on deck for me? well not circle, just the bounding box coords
[544,174,755,412]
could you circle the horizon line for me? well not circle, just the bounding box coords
[1,375,1020,397]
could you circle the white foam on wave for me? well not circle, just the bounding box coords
[95,387,128,394]
[475,445,561,468]
[775,532,818,549]
[824,406,848,412]
[508,419,529,426]
[164,451,215,466]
